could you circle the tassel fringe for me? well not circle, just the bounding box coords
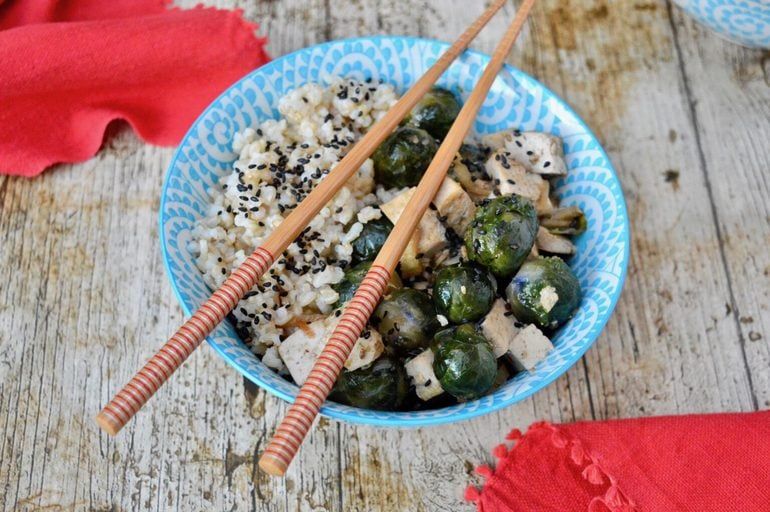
[464,422,638,511]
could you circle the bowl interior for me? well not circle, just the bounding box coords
[160,36,629,427]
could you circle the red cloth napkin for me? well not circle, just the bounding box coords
[0,0,269,176]
[466,411,770,511]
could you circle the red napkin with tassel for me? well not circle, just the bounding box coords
[0,0,270,176]
[466,411,770,511]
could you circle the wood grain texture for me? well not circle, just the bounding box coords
[1,0,767,510]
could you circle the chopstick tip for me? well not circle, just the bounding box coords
[95,411,122,436]
[258,452,288,477]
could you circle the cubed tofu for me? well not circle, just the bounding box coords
[381,188,447,277]
[404,349,444,401]
[278,318,384,385]
[485,150,545,203]
[480,299,523,357]
[535,180,554,213]
[482,131,567,176]
[536,226,576,255]
[507,324,553,372]
[450,154,492,201]
[326,316,384,372]
[433,177,476,235]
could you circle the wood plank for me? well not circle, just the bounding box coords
[668,6,770,408]
[524,0,757,419]
[0,1,765,511]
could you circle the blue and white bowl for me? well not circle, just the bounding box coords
[674,0,770,48]
[160,36,630,427]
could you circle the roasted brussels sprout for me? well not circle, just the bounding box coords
[333,260,401,308]
[465,195,539,278]
[352,216,393,262]
[432,324,497,400]
[373,288,439,355]
[372,126,438,188]
[331,356,408,410]
[406,87,461,140]
[506,256,582,330]
[433,264,496,324]
[539,206,587,236]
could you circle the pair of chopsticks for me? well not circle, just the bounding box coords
[96,0,536,475]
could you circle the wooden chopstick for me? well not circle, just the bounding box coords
[258,0,537,477]
[95,0,509,437]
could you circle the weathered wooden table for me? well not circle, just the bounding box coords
[1,1,768,510]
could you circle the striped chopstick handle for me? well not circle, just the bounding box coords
[96,247,274,436]
[258,265,391,475]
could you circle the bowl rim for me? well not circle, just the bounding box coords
[159,35,630,427]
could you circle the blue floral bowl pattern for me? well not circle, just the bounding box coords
[160,36,630,427]
[674,0,770,48]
